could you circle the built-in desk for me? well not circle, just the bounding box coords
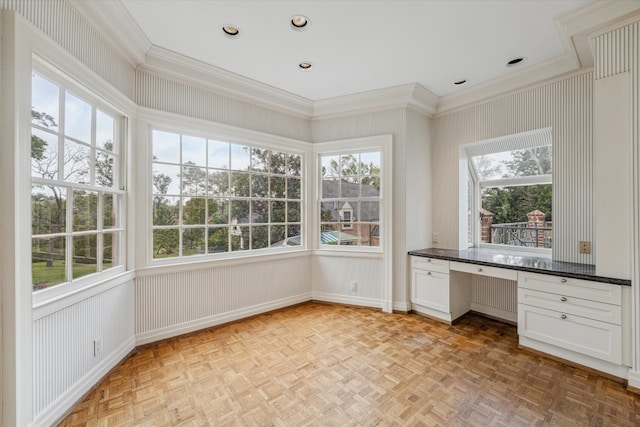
[408,247,632,379]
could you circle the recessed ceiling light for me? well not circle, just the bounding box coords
[222,25,239,37]
[454,79,467,86]
[298,62,313,70]
[506,57,526,67]
[291,15,310,30]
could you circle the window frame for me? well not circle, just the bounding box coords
[141,112,310,267]
[30,56,129,306]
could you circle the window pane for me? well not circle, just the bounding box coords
[32,185,66,234]
[230,225,249,251]
[182,197,206,225]
[208,198,229,225]
[153,130,180,163]
[208,140,230,169]
[182,135,206,166]
[181,165,207,196]
[359,223,380,247]
[341,154,359,176]
[359,201,379,222]
[287,178,301,200]
[251,200,269,223]
[270,201,286,223]
[153,228,180,258]
[287,225,301,246]
[208,170,229,196]
[320,201,339,223]
[230,172,250,197]
[270,176,286,198]
[321,178,338,198]
[72,234,97,279]
[153,196,179,226]
[251,175,269,198]
[31,128,58,180]
[360,176,380,195]
[251,225,269,249]
[230,144,250,170]
[360,152,380,173]
[64,140,90,184]
[270,151,286,175]
[287,154,301,176]
[270,225,285,246]
[231,200,250,224]
[32,236,66,290]
[95,150,115,187]
[103,232,121,269]
[96,110,115,152]
[32,73,59,131]
[471,146,552,181]
[103,193,118,229]
[65,92,92,143]
[320,155,339,178]
[341,177,359,198]
[73,190,98,231]
[251,148,269,172]
[182,228,205,257]
[153,164,181,195]
[287,201,301,223]
[208,227,229,253]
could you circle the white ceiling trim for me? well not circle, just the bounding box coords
[68,0,151,67]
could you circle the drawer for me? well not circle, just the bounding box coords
[518,287,621,325]
[450,261,517,281]
[518,271,621,305]
[518,303,622,364]
[411,256,449,274]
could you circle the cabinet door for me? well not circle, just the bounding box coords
[412,269,450,313]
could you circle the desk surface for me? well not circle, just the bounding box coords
[408,247,631,286]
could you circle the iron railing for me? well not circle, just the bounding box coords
[490,222,552,248]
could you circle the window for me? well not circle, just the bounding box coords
[319,151,381,247]
[465,128,552,250]
[151,130,303,259]
[31,71,124,291]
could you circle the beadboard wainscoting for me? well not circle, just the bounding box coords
[135,254,313,345]
[32,280,135,426]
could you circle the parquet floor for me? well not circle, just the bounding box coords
[59,302,640,426]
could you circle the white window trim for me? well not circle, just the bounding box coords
[137,107,313,268]
[313,135,393,313]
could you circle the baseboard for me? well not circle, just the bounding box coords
[470,302,517,323]
[393,301,411,313]
[32,336,136,427]
[311,292,384,310]
[627,370,640,393]
[135,292,312,345]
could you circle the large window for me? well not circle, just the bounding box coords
[151,130,303,259]
[31,71,124,291]
[318,151,381,248]
[466,128,552,250]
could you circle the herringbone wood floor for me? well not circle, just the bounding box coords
[59,302,640,426]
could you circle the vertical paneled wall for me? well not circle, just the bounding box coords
[0,0,135,98]
[32,281,135,424]
[432,72,594,264]
[135,71,311,141]
[471,277,517,322]
[594,21,640,381]
[135,256,312,344]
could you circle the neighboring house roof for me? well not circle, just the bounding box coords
[321,179,380,222]
[270,230,360,247]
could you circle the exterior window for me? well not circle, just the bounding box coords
[31,72,124,291]
[469,145,552,249]
[319,151,380,247]
[151,130,303,259]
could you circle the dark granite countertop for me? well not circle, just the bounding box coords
[408,247,631,286]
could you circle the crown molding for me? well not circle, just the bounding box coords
[436,0,640,116]
[312,83,438,120]
[141,46,314,119]
[68,0,150,67]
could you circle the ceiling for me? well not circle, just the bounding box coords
[119,0,595,102]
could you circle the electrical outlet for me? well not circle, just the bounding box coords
[432,233,439,244]
[579,241,591,254]
[350,281,357,292]
[93,337,103,357]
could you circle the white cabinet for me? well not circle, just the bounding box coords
[410,256,470,323]
[518,271,626,369]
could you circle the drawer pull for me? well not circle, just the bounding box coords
[561,314,567,320]
[477,268,483,272]
[560,278,567,283]
[427,259,432,263]
[560,296,567,302]
[427,271,432,276]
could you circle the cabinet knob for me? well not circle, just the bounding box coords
[561,314,567,320]
[560,296,567,302]
[427,271,432,276]
[560,278,567,283]
[477,268,483,272]
[427,259,432,262]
